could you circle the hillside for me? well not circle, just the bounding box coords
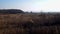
[0,9,24,14]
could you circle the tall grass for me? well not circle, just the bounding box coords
[0,14,60,34]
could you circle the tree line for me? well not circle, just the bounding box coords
[0,9,24,14]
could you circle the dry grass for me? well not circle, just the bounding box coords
[0,14,60,34]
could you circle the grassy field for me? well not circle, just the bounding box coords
[0,14,60,34]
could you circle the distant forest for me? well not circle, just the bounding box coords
[0,9,24,14]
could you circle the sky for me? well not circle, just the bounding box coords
[0,0,60,12]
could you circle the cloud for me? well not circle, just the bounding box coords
[0,0,60,12]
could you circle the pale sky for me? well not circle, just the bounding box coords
[0,0,60,12]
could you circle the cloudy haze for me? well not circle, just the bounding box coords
[0,0,60,12]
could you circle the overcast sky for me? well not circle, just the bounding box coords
[0,0,60,12]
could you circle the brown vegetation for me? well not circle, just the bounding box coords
[0,14,60,34]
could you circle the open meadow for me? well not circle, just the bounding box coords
[0,13,60,34]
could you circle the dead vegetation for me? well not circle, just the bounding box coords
[0,14,60,34]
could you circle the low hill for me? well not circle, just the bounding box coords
[0,9,24,14]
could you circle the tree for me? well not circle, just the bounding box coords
[0,9,24,14]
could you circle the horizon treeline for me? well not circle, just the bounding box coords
[0,9,24,14]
